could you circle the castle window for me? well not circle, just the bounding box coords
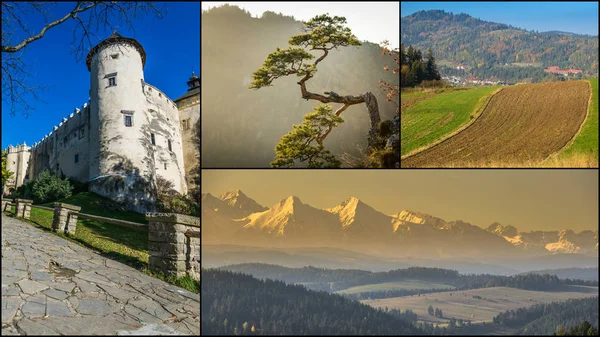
[121,110,134,127]
[148,87,152,92]
[159,92,162,98]
[74,154,79,163]
[108,77,116,86]
[63,136,67,146]
[79,128,85,139]
[111,54,119,59]
[182,119,189,130]
[151,133,155,145]
[164,163,167,170]
[168,139,172,152]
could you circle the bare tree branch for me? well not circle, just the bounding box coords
[1,1,166,117]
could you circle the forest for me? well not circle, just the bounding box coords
[400,44,442,88]
[401,10,599,82]
[201,269,421,335]
[493,297,599,335]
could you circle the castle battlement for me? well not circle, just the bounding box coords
[33,103,90,149]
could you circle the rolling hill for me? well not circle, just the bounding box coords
[401,10,599,81]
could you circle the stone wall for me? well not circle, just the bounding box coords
[146,213,200,281]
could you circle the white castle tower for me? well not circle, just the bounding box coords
[86,32,158,212]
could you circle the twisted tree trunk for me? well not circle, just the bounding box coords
[296,48,382,149]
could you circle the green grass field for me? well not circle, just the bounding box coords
[553,78,598,164]
[401,86,499,156]
[334,280,454,295]
[3,193,199,293]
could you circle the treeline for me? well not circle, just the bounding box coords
[341,287,453,301]
[400,44,442,88]
[221,263,598,297]
[557,321,599,336]
[492,297,599,335]
[201,269,422,335]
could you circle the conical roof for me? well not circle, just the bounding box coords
[85,32,146,71]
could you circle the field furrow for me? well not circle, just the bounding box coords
[402,81,591,167]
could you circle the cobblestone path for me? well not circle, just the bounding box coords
[1,214,200,335]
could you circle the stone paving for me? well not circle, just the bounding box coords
[1,214,200,335]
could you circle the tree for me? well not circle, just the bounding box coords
[251,14,383,167]
[271,104,343,168]
[189,118,201,201]
[2,2,165,117]
[1,151,14,192]
[426,48,441,81]
[428,305,434,316]
[29,170,72,203]
[556,325,566,336]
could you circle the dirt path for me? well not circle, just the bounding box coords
[402,81,591,167]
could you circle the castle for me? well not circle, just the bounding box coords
[2,32,200,213]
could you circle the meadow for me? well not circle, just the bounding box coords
[363,285,598,325]
[401,86,499,156]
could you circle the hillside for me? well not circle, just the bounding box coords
[493,296,599,335]
[520,268,599,282]
[202,5,399,167]
[201,269,421,335]
[401,10,599,81]
[402,81,592,167]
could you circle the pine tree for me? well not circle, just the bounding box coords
[426,48,441,80]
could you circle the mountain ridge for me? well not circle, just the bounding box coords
[203,191,598,257]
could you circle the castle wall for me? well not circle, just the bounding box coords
[177,95,200,192]
[143,82,188,195]
[28,105,91,183]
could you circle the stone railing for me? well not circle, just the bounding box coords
[1,198,14,212]
[52,203,81,235]
[146,212,200,281]
[15,199,33,219]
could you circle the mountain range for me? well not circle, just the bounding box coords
[202,190,598,259]
[401,10,599,80]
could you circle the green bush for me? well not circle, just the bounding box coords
[155,175,199,216]
[30,170,73,204]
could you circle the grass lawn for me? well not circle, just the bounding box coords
[334,280,454,295]
[3,193,199,294]
[40,192,148,224]
[553,78,598,165]
[401,86,499,156]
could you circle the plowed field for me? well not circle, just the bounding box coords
[402,81,591,167]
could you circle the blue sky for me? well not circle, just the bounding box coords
[2,2,200,149]
[401,1,599,35]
